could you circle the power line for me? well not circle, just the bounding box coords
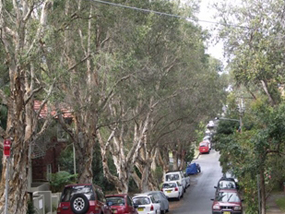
[87,0,219,25]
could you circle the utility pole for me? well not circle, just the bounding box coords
[238,97,245,133]
[4,139,11,214]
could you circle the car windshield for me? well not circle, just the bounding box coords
[216,192,240,202]
[218,180,236,189]
[106,196,125,206]
[163,183,176,188]
[61,185,95,202]
[165,174,179,181]
[133,197,150,205]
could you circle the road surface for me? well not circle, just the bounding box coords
[168,149,223,214]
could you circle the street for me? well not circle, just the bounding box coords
[168,149,223,214]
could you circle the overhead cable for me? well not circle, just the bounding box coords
[88,0,218,25]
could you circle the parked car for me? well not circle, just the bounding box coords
[214,177,239,196]
[207,120,215,128]
[199,141,210,154]
[132,194,161,214]
[144,191,169,214]
[184,174,190,187]
[106,193,138,214]
[164,171,187,192]
[185,163,201,175]
[161,181,183,201]
[211,189,243,214]
[57,183,112,214]
[203,135,211,141]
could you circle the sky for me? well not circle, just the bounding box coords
[196,0,225,63]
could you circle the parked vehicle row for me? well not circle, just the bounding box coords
[211,176,243,214]
[57,183,170,214]
[56,159,197,214]
[160,169,191,201]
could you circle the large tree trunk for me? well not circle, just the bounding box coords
[0,1,54,212]
[0,73,36,213]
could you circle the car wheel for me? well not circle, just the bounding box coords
[184,188,186,193]
[177,194,180,201]
[70,194,89,214]
[161,209,164,214]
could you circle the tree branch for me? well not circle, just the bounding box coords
[24,86,43,105]
[0,88,8,105]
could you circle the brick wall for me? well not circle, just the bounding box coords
[32,141,67,181]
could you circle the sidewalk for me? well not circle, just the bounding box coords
[267,192,285,214]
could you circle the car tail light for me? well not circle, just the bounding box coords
[57,207,61,214]
[174,187,178,191]
[150,205,154,211]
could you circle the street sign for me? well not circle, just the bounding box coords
[4,139,11,157]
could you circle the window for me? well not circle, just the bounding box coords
[46,164,52,181]
[127,196,132,206]
[57,124,69,141]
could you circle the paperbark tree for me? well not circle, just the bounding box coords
[0,0,56,213]
[95,0,228,193]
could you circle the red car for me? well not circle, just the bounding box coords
[199,141,210,154]
[211,189,243,214]
[57,183,112,214]
[106,194,138,214]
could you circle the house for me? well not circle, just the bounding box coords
[31,100,73,182]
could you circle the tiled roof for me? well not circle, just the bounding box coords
[34,100,73,118]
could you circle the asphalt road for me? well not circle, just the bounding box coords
[168,149,223,214]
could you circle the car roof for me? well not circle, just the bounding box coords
[163,181,178,183]
[64,183,92,187]
[144,191,161,194]
[166,170,182,173]
[106,194,127,197]
[64,183,103,190]
[219,177,236,182]
[133,194,151,198]
[217,188,239,193]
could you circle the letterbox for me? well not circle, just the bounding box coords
[3,139,11,157]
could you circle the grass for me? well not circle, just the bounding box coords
[276,197,285,212]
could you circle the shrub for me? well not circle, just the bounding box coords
[26,200,35,214]
[50,171,77,192]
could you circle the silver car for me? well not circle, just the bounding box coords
[144,191,169,214]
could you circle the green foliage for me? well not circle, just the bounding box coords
[92,143,115,192]
[276,197,285,212]
[184,145,194,163]
[240,175,259,214]
[49,171,77,193]
[58,145,75,174]
[217,0,285,105]
[215,95,285,213]
[195,121,207,143]
[26,200,36,214]
[153,166,164,187]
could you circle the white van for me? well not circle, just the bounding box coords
[164,171,187,192]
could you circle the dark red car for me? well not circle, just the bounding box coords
[57,183,112,214]
[106,194,138,214]
[211,189,243,214]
